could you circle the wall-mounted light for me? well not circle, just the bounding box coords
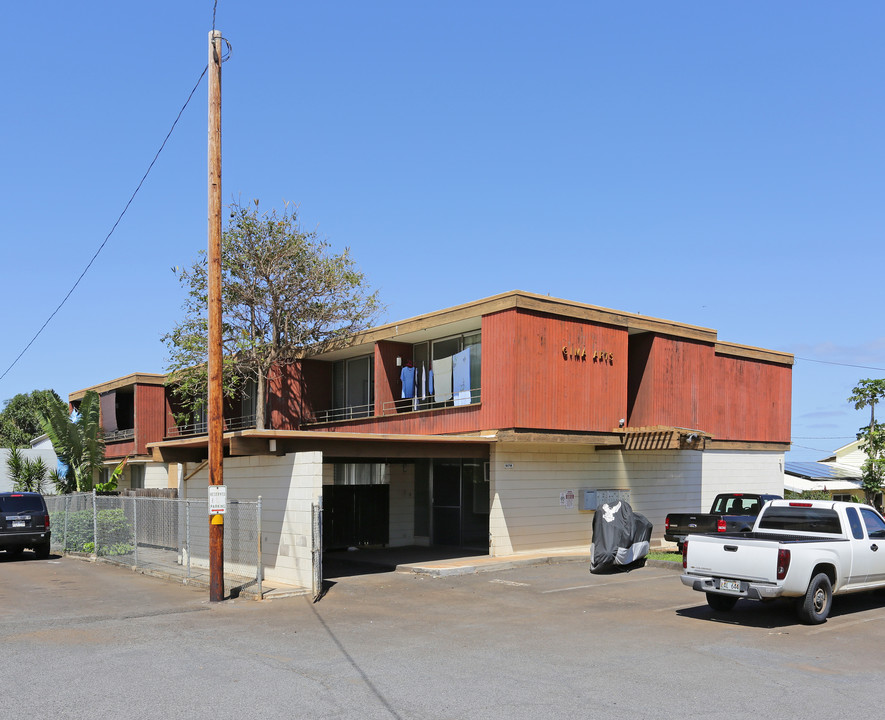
[396,356,402,367]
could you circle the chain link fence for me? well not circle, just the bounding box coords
[45,492,262,597]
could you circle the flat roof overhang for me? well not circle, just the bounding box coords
[149,429,497,464]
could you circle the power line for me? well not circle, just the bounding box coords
[0,64,209,384]
[794,356,885,372]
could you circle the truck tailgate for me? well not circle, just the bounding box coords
[686,535,780,583]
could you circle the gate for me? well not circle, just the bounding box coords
[311,498,323,601]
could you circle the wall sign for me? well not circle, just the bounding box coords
[561,345,614,364]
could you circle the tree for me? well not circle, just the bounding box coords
[39,390,105,492]
[5,447,48,492]
[849,378,885,509]
[0,389,62,448]
[163,200,382,429]
[849,378,885,428]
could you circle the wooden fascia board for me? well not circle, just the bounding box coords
[714,341,794,366]
[70,372,167,401]
[511,294,719,343]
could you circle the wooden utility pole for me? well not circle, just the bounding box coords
[208,29,224,602]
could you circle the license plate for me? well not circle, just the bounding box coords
[720,579,740,592]
[11,521,25,528]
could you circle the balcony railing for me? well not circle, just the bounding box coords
[381,386,481,415]
[167,413,257,438]
[310,403,375,424]
[104,428,135,442]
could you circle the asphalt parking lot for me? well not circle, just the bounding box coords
[4,551,885,719]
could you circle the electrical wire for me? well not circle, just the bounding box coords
[0,64,209,384]
[794,356,885,372]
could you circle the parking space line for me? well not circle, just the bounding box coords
[542,573,673,594]
[808,613,885,635]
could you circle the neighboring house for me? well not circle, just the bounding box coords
[784,439,869,501]
[72,290,794,590]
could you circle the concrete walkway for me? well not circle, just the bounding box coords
[73,544,681,601]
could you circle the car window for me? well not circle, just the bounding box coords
[0,495,45,514]
[758,507,842,534]
[860,508,885,539]
[845,507,865,539]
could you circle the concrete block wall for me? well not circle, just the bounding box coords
[489,443,781,555]
[699,450,785,509]
[182,451,322,589]
[144,463,169,489]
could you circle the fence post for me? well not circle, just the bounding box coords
[64,494,70,553]
[256,496,262,598]
[186,498,191,579]
[133,496,138,568]
[92,489,98,557]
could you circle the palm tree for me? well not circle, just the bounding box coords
[39,390,105,492]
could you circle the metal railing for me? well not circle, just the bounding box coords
[381,386,481,415]
[167,413,256,438]
[104,428,135,442]
[310,403,374,424]
[45,492,262,597]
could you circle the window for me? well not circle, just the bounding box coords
[333,463,387,485]
[758,507,842,534]
[332,355,374,419]
[411,331,481,408]
[860,508,885,539]
[845,507,864,540]
[130,464,145,490]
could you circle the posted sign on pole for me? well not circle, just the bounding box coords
[208,485,227,515]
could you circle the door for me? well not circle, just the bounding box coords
[431,459,490,549]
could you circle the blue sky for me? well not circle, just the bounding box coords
[1,2,883,461]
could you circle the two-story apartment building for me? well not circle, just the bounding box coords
[72,291,793,590]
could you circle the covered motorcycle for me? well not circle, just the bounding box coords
[589,500,653,573]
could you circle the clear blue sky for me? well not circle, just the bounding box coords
[2,2,883,462]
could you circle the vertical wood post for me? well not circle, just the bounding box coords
[208,29,224,602]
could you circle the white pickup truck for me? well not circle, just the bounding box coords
[680,499,885,624]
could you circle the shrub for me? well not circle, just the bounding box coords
[51,508,134,556]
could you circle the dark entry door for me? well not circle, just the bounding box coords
[432,461,462,546]
[432,460,489,548]
[323,485,389,549]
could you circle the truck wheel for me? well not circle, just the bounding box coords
[797,573,832,624]
[706,592,738,611]
[33,543,50,560]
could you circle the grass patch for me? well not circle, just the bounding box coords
[647,549,682,563]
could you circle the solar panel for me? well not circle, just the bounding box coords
[784,461,862,481]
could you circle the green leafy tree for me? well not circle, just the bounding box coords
[163,199,382,429]
[5,447,48,492]
[0,389,62,447]
[849,378,885,509]
[39,390,105,492]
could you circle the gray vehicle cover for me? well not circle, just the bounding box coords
[589,500,653,573]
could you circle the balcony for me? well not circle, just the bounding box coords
[381,386,481,415]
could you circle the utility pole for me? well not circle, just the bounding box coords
[207,28,224,602]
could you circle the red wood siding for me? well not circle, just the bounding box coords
[318,308,628,435]
[135,384,168,455]
[482,308,628,432]
[375,341,412,415]
[268,361,333,430]
[706,353,792,442]
[628,335,791,442]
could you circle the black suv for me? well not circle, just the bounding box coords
[0,492,51,559]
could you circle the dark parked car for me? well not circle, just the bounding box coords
[0,492,51,559]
